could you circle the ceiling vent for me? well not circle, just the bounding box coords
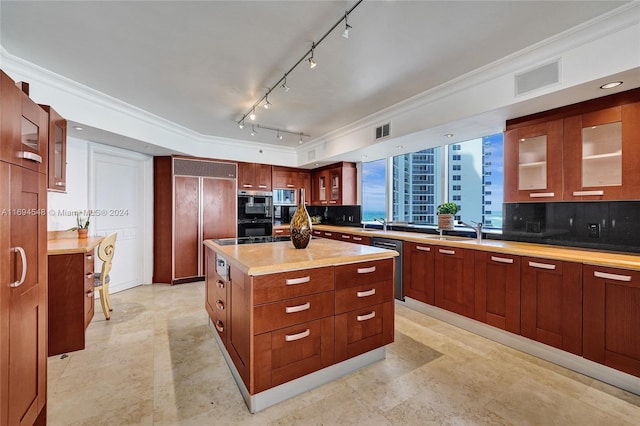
[515,60,560,96]
[375,123,391,140]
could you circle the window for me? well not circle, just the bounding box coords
[452,165,461,171]
[452,175,461,181]
[453,185,461,191]
[452,154,461,161]
[452,195,461,201]
[362,159,386,222]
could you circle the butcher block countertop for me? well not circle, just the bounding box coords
[203,237,398,276]
[313,225,640,271]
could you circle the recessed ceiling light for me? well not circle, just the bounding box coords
[600,81,623,89]
[73,126,83,131]
[445,133,454,138]
[396,145,403,149]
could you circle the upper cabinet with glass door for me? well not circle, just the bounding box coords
[40,105,67,192]
[563,103,640,200]
[504,119,563,202]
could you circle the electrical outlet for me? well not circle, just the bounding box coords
[588,223,600,238]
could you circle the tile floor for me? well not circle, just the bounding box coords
[47,281,640,425]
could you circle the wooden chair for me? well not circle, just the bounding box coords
[94,232,117,320]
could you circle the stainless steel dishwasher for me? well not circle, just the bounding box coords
[371,237,403,301]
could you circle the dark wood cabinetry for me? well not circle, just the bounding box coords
[403,241,435,305]
[40,105,67,192]
[272,166,311,205]
[238,162,272,191]
[205,253,228,346]
[474,251,521,334]
[48,250,96,356]
[311,162,356,205]
[0,70,48,425]
[153,156,237,284]
[583,265,640,377]
[312,229,371,245]
[521,257,582,355]
[505,88,640,202]
[434,246,475,318]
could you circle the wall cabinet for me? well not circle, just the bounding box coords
[272,166,311,205]
[403,241,435,305]
[40,105,67,192]
[505,89,640,202]
[521,257,582,355]
[48,250,95,356]
[153,156,237,284]
[504,119,564,202]
[311,162,356,206]
[474,251,521,334]
[434,246,475,318]
[0,70,48,425]
[238,162,272,191]
[583,265,640,377]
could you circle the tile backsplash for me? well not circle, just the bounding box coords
[503,201,640,254]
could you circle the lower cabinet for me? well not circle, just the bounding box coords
[48,250,96,356]
[474,251,521,334]
[335,302,394,362]
[403,241,435,305]
[434,246,475,318]
[205,254,228,346]
[583,265,640,377]
[521,257,582,355]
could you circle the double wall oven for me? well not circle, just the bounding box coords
[237,190,273,237]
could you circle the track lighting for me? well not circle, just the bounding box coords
[308,44,317,69]
[236,0,364,135]
[251,125,257,136]
[342,13,352,39]
[277,130,283,140]
[299,133,303,144]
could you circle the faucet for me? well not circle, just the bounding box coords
[373,217,388,232]
[459,220,483,243]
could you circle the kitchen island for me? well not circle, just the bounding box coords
[203,237,398,412]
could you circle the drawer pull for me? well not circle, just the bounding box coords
[286,184,295,188]
[86,273,93,279]
[86,255,93,261]
[416,246,431,252]
[18,151,43,163]
[491,256,514,264]
[216,300,225,310]
[285,302,310,314]
[285,276,310,285]
[324,232,333,237]
[242,184,253,188]
[56,181,65,186]
[573,190,604,197]
[86,290,94,298]
[357,266,376,274]
[438,249,455,255]
[216,280,225,289]
[353,237,363,241]
[285,329,310,342]
[357,289,376,298]
[357,311,376,322]
[275,229,284,234]
[215,320,224,332]
[594,271,631,282]
[529,192,555,198]
[341,235,350,239]
[528,261,556,270]
[258,184,267,189]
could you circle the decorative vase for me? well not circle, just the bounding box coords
[290,188,312,249]
[77,228,88,239]
[437,214,455,230]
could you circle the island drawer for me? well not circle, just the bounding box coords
[253,316,335,393]
[335,301,394,362]
[335,258,393,290]
[253,266,335,305]
[335,281,393,314]
[253,291,335,334]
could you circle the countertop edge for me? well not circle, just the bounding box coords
[47,236,104,255]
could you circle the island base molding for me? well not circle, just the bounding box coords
[402,298,640,396]
[208,319,386,413]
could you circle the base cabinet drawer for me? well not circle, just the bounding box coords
[253,317,335,393]
[335,301,394,362]
[335,281,393,314]
[254,292,334,334]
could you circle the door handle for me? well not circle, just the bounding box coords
[10,247,27,288]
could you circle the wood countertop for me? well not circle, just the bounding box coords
[314,225,640,271]
[204,237,398,276]
[48,236,104,255]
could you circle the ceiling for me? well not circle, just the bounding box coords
[0,0,635,159]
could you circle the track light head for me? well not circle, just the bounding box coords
[309,43,317,68]
[250,125,256,136]
[249,109,256,120]
[263,99,271,109]
[277,130,283,140]
[342,12,351,39]
[299,133,303,144]
[282,77,290,93]
[239,121,244,129]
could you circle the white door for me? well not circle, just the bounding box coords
[89,144,152,293]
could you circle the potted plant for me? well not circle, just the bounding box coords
[74,212,91,239]
[436,202,458,230]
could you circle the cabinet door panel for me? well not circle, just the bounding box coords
[202,177,236,241]
[521,257,582,355]
[474,251,521,334]
[583,265,640,377]
[403,242,435,304]
[434,247,475,318]
[229,266,251,388]
[174,176,199,279]
[335,301,394,362]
